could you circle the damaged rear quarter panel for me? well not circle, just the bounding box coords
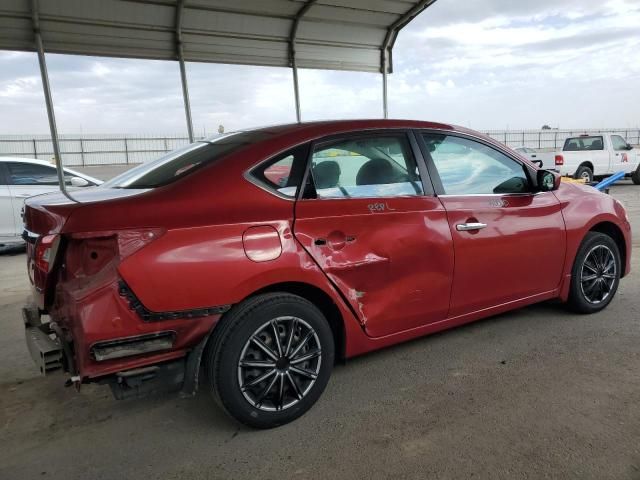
[52,240,219,379]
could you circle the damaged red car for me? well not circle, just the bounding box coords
[22,120,632,428]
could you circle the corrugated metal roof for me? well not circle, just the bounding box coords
[0,0,436,72]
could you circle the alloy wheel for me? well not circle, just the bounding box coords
[237,316,322,411]
[580,244,616,304]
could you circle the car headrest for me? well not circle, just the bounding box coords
[356,158,394,186]
[591,139,603,150]
[313,161,341,189]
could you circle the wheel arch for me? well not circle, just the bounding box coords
[589,221,627,277]
[248,281,346,362]
[576,161,594,175]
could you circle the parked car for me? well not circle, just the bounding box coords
[553,134,640,183]
[513,146,540,162]
[21,120,631,428]
[512,146,555,169]
[0,157,101,246]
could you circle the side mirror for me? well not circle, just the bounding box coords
[537,169,560,192]
[626,144,634,150]
[70,176,90,187]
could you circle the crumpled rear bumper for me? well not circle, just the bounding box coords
[22,303,64,375]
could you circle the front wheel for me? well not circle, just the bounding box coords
[632,165,640,185]
[567,232,621,314]
[204,293,334,428]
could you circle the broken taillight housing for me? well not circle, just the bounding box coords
[34,234,61,272]
[65,228,165,278]
[70,228,165,259]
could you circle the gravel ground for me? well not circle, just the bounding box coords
[0,181,639,480]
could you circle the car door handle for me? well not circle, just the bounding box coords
[456,222,487,231]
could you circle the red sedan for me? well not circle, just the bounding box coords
[22,120,632,428]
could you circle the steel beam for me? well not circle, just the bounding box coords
[381,0,438,119]
[175,0,194,142]
[382,49,388,119]
[289,1,317,123]
[30,0,74,201]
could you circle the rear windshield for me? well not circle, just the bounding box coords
[103,131,272,189]
[563,136,604,152]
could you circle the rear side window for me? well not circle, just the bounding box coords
[104,131,274,189]
[250,144,309,198]
[7,162,73,186]
[563,136,604,151]
[307,135,423,199]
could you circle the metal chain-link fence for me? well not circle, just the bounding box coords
[483,128,640,150]
[1,128,639,167]
[0,133,196,166]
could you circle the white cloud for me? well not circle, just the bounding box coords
[0,0,639,133]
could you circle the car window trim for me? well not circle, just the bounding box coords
[244,143,311,202]
[413,128,537,197]
[297,129,434,202]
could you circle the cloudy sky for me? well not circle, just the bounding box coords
[0,0,639,135]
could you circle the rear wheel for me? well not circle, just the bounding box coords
[632,165,640,185]
[574,165,593,183]
[567,232,621,314]
[204,293,334,428]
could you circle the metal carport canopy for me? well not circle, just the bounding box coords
[0,0,434,72]
[0,0,436,200]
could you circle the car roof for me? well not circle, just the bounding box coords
[0,156,57,166]
[206,119,456,141]
[201,119,499,151]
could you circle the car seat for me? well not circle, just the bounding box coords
[313,161,341,188]
[356,158,395,185]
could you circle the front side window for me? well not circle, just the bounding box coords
[611,135,628,151]
[422,133,530,195]
[308,135,423,199]
[563,136,604,151]
[7,163,73,186]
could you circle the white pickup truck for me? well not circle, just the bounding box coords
[552,133,640,184]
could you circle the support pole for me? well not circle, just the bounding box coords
[289,1,317,123]
[382,49,389,119]
[292,56,301,123]
[30,0,74,201]
[381,0,437,120]
[175,0,194,142]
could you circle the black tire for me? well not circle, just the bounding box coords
[204,292,334,428]
[632,165,640,185]
[574,165,593,183]
[567,232,621,314]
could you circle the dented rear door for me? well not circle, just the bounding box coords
[293,132,454,338]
